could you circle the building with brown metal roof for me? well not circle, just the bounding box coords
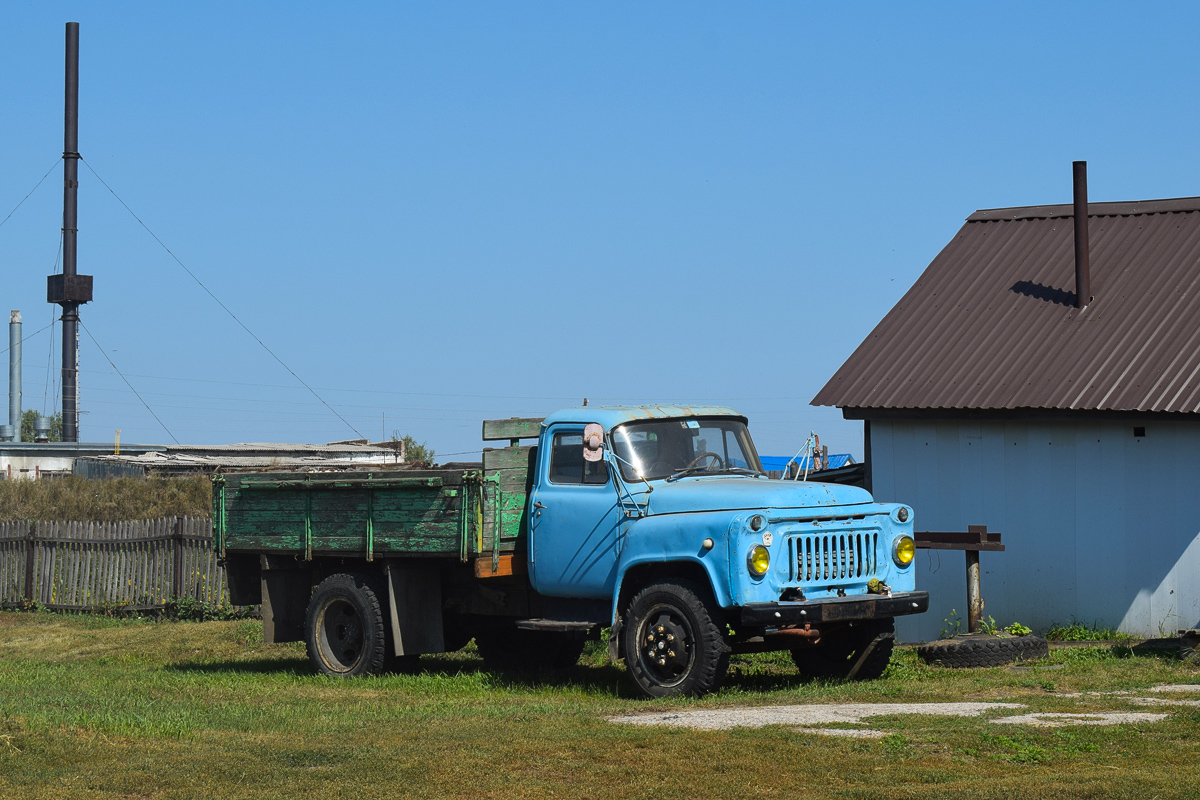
[814,171,1200,640]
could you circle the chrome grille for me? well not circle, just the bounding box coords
[789,531,879,582]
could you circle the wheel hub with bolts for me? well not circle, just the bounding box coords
[638,608,693,685]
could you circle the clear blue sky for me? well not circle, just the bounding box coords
[2,3,1197,461]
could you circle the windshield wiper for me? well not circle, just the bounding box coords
[664,466,708,482]
[665,466,763,482]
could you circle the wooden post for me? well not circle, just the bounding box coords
[172,517,184,600]
[966,550,982,632]
[914,525,1001,635]
[966,524,987,632]
[23,522,35,604]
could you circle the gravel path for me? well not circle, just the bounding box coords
[607,684,1200,733]
[609,702,1022,731]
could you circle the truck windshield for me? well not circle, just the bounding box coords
[610,418,764,481]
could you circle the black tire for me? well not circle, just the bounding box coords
[916,633,1049,668]
[474,623,586,673]
[305,573,388,678]
[622,580,730,698]
[791,618,896,681]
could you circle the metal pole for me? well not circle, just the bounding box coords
[1073,160,1091,309]
[9,311,21,440]
[966,550,982,633]
[61,21,81,442]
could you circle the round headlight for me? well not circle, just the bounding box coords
[897,507,909,523]
[749,514,766,531]
[747,544,770,577]
[893,536,915,567]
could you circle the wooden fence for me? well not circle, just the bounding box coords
[0,516,229,611]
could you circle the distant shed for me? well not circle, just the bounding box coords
[814,193,1200,640]
[74,441,405,478]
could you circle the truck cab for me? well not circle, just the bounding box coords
[521,405,927,696]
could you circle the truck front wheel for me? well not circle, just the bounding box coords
[305,573,388,678]
[623,581,730,698]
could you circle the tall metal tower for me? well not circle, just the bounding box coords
[47,21,92,443]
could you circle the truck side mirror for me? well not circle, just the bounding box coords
[582,423,604,462]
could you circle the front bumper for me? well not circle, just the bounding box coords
[738,591,929,627]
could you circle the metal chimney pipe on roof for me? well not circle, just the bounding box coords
[1073,160,1091,309]
[8,311,20,442]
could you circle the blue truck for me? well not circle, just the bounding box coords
[216,405,927,697]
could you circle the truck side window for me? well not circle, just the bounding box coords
[549,432,609,485]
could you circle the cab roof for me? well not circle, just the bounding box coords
[541,404,746,431]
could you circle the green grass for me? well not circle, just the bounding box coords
[1,611,1197,799]
[1044,618,1136,642]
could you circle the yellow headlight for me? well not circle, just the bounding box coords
[893,536,915,566]
[748,544,770,577]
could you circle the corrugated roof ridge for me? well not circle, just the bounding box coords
[968,197,1200,223]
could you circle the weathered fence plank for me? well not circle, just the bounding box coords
[0,516,228,611]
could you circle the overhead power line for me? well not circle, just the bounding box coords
[79,320,179,444]
[0,322,55,358]
[0,158,60,232]
[79,156,364,439]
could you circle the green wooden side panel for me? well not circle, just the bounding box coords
[481,446,535,553]
[482,417,544,441]
[215,470,481,559]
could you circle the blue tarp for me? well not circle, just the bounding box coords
[760,454,855,472]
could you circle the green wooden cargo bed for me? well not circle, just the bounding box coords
[213,443,536,567]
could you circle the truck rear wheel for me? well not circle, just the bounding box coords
[623,581,729,698]
[791,618,895,681]
[305,573,388,678]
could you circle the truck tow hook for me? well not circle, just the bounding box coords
[767,624,821,645]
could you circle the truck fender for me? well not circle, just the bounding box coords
[607,555,732,661]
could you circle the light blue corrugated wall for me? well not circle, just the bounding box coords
[870,419,1200,642]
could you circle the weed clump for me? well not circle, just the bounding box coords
[1045,618,1133,642]
[0,474,210,521]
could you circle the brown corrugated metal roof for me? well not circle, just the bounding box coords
[812,196,1200,413]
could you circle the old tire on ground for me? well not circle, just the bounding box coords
[305,573,389,678]
[791,618,896,681]
[916,633,1049,668]
[622,580,730,698]
[474,624,586,673]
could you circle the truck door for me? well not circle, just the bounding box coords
[529,424,623,599]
